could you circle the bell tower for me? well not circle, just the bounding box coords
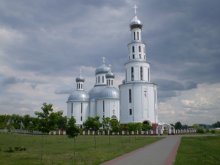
[119,5,158,124]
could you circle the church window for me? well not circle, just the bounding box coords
[134,32,136,40]
[98,76,100,83]
[137,32,139,40]
[111,80,113,85]
[131,67,134,81]
[102,76,104,83]
[129,109,132,115]
[139,46,141,52]
[81,116,82,121]
[81,102,83,114]
[129,89,132,103]
[103,100,105,113]
[139,54,141,59]
[133,54,135,59]
[140,67,143,80]
[132,46,135,53]
[71,103,73,115]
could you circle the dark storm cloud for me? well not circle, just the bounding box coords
[156,79,198,100]
[0,0,220,102]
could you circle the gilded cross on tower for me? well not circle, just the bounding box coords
[134,5,138,15]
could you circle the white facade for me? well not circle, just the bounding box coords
[67,11,158,125]
[67,63,120,124]
[119,14,158,124]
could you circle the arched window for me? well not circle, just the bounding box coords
[139,46,141,52]
[133,32,136,40]
[137,32,139,40]
[129,109,132,115]
[131,67,134,81]
[132,46,135,53]
[129,89,132,103]
[140,67,143,80]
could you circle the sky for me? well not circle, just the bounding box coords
[0,0,220,125]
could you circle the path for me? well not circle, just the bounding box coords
[102,136,181,165]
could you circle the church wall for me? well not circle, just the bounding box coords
[89,100,96,117]
[67,101,89,125]
[119,83,157,124]
[96,99,120,122]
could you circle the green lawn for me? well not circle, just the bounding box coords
[174,136,220,165]
[0,133,162,165]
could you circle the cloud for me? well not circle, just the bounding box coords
[0,0,220,124]
[159,83,220,124]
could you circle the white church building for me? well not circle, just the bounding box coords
[67,9,158,126]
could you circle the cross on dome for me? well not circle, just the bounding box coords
[79,68,82,76]
[134,5,138,15]
[102,57,106,64]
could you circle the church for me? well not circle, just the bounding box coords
[67,9,158,126]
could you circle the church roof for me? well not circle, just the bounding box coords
[89,86,119,100]
[130,15,143,29]
[95,64,110,75]
[67,90,89,102]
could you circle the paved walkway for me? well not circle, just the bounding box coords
[102,136,181,165]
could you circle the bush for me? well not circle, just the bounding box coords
[211,130,215,134]
[196,128,205,134]
[4,147,14,153]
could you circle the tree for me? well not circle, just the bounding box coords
[35,103,64,133]
[127,123,142,133]
[66,117,79,138]
[102,117,111,131]
[142,121,152,131]
[174,121,182,130]
[110,119,120,132]
[212,121,220,128]
[83,116,101,131]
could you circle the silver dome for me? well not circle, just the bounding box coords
[106,71,115,79]
[76,76,85,82]
[67,90,89,102]
[130,16,142,29]
[95,64,110,75]
[89,86,119,100]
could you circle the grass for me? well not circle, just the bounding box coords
[0,133,162,165]
[174,136,220,165]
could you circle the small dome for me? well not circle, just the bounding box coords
[95,64,110,75]
[130,16,143,29]
[89,86,119,100]
[106,71,115,79]
[76,76,85,82]
[67,90,89,102]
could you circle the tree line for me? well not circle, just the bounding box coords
[0,103,219,137]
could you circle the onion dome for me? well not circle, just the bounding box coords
[89,86,119,100]
[76,76,85,82]
[106,70,115,79]
[95,64,110,75]
[67,90,89,102]
[130,15,143,29]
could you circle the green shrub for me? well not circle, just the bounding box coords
[196,128,205,133]
[211,130,216,134]
[4,147,14,153]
